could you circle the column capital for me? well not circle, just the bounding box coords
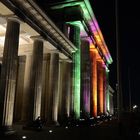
[7,16,22,24]
[30,35,44,42]
[59,59,72,63]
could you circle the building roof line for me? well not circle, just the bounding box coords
[50,0,113,64]
[2,0,77,59]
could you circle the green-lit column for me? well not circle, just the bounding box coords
[69,25,81,119]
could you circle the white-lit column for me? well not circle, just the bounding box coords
[31,39,43,120]
[21,39,43,122]
[58,61,72,123]
[47,53,59,124]
[41,54,50,121]
[0,18,20,128]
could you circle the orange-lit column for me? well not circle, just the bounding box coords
[97,60,104,115]
[90,49,97,117]
[103,65,107,114]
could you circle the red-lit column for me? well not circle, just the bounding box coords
[90,49,97,117]
[97,60,104,115]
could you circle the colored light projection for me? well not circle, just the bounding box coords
[50,0,113,118]
[103,64,107,113]
[90,47,97,117]
[51,0,113,65]
[106,70,110,112]
[69,25,81,119]
[73,49,80,119]
[80,40,90,116]
[97,60,104,114]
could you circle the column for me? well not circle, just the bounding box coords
[90,49,97,117]
[58,61,72,123]
[106,71,110,113]
[103,65,107,114]
[47,53,59,124]
[0,18,20,130]
[69,25,81,119]
[21,55,32,122]
[31,39,43,120]
[21,39,43,122]
[97,60,104,115]
[110,94,114,114]
[41,54,50,121]
[14,56,26,122]
[81,40,90,118]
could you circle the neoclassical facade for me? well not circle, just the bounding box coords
[0,0,113,130]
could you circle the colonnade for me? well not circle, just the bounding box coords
[0,18,111,130]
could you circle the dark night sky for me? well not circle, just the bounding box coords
[90,0,140,109]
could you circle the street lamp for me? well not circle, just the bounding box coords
[115,0,123,120]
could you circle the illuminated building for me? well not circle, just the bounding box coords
[0,0,113,131]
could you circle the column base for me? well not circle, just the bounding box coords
[0,126,15,136]
[46,120,60,127]
[22,120,43,131]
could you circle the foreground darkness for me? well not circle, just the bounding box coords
[1,112,140,140]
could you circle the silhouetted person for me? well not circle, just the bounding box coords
[34,116,43,130]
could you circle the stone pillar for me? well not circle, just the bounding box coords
[14,56,26,122]
[81,40,90,118]
[21,55,32,122]
[41,54,50,121]
[97,60,104,115]
[90,49,97,117]
[47,53,59,124]
[31,39,43,120]
[58,61,72,123]
[110,94,114,114]
[106,70,110,114]
[0,18,20,130]
[69,25,81,119]
[103,65,107,114]
[0,63,1,76]
[21,39,43,122]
